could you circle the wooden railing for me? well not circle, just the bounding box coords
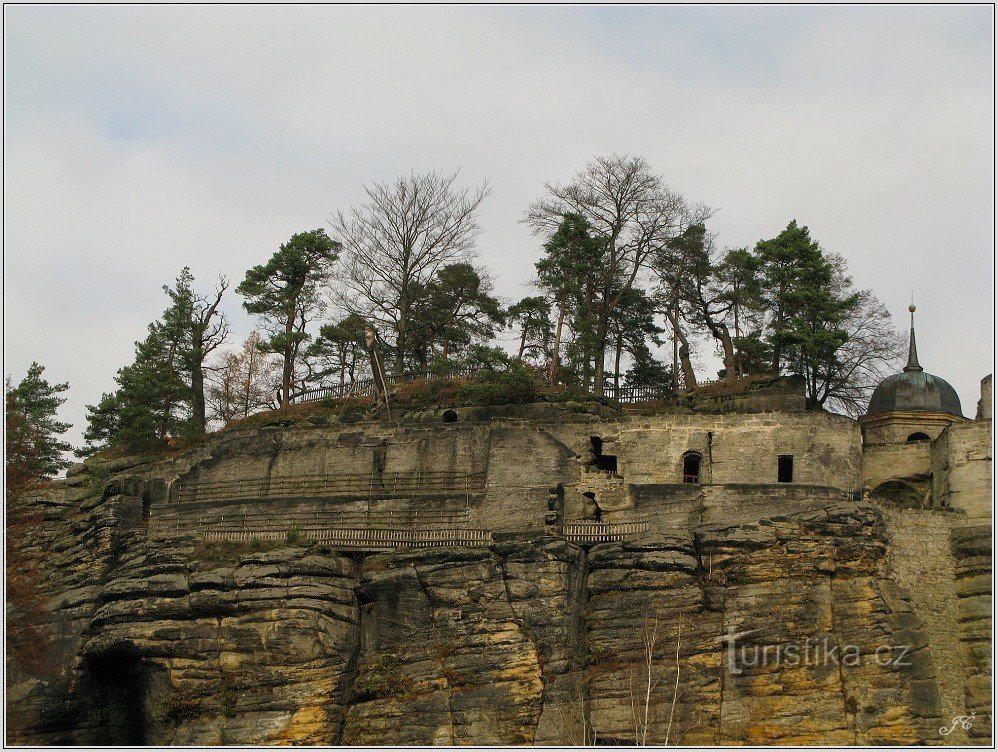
[288,367,677,407]
[600,384,674,403]
[175,470,487,504]
[199,526,493,550]
[287,364,483,404]
[153,506,471,532]
[562,520,649,544]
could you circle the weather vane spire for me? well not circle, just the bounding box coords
[904,300,922,373]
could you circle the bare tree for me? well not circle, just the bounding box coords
[331,169,490,376]
[811,280,904,415]
[526,154,706,393]
[629,613,662,746]
[206,331,279,424]
[189,275,229,434]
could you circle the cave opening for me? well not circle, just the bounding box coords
[83,650,167,745]
[85,651,147,744]
[589,436,618,473]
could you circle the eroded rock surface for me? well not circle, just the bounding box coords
[10,453,979,746]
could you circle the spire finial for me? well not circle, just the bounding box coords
[904,302,922,373]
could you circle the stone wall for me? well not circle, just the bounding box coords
[860,413,963,446]
[148,411,861,539]
[9,464,951,745]
[879,507,976,744]
[6,403,990,747]
[932,420,993,520]
[862,442,933,492]
[977,375,992,421]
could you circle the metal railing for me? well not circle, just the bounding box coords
[562,520,649,544]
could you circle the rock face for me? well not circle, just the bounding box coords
[6,411,991,746]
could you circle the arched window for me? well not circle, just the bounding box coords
[683,452,702,484]
[906,432,931,443]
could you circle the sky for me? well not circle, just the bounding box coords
[4,5,994,452]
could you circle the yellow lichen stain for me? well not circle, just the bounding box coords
[267,705,329,745]
[218,651,242,672]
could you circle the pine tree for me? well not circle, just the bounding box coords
[535,213,602,386]
[5,383,55,679]
[410,263,503,365]
[307,314,369,391]
[11,362,73,476]
[84,318,193,452]
[237,229,339,407]
[506,296,552,362]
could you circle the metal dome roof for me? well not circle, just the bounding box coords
[867,306,963,417]
[868,370,963,416]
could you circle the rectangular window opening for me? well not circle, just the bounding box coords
[778,455,794,483]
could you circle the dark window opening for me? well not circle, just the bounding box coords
[442,409,458,423]
[906,432,931,443]
[589,436,617,473]
[778,455,794,483]
[683,452,702,484]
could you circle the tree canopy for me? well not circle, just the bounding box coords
[65,158,907,451]
[237,229,339,407]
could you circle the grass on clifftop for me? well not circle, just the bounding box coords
[221,362,545,430]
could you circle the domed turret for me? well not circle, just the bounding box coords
[867,305,963,417]
[861,305,966,446]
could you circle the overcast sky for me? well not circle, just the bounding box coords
[4,5,994,451]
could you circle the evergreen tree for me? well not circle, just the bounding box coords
[506,296,552,362]
[11,362,73,476]
[84,318,192,452]
[410,263,503,364]
[715,248,764,377]
[5,382,55,679]
[237,229,339,407]
[307,314,369,391]
[607,287,664,391]
[164,268,229,436]
[754,220,829,375]
[535,213,602,385]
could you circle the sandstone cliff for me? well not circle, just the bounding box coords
[6,412,991,746]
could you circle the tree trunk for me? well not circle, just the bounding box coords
[701,308,737,383]
[771,300,785,375]
[242,347,255,419]
[614,331,623,393]
[733,288,742,377]
[718,325,737,382]
[518,326,528,359]
[665,308,697,390]
[593,317,609,395]
[281,307,294,408]
[191,357,206,437]
[395,289,410,377]
[161,342,177,439]
[549,297,566,384]
[672,300,679,391]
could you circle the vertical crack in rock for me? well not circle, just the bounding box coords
[410,564,456,745]
[827,568,858,745]
[494,549,545,744]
